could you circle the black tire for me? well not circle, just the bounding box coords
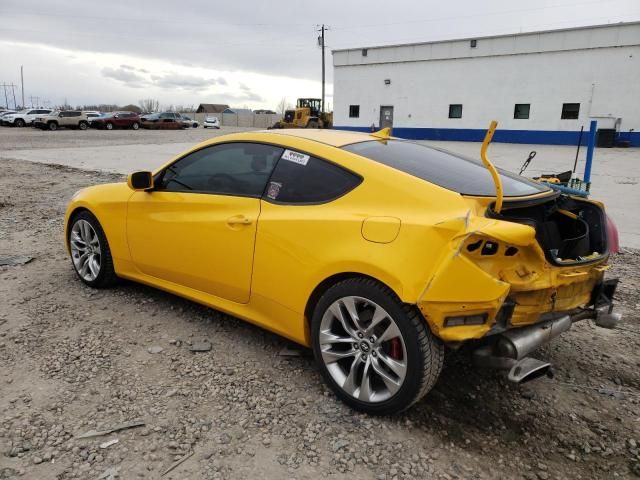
[131,122,139,130]
[68,211,118,288]
[48,122,58,131]
[306,120,319,129]
[15,119,25,127]
[78,121,88,130]
[105,122,114,130]
[311,278,444,415]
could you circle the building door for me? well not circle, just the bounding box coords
[380,106,394,129]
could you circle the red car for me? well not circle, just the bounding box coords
[91,111,141,130]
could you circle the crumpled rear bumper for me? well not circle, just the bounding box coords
[416,215,613,343]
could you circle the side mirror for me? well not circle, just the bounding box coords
[127,171,154,191]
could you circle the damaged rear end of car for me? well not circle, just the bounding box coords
[344,129,620,386]
[417,131,620,384]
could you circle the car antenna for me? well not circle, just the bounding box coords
[480,120,504,214]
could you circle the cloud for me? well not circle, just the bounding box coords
[150,73,225,90]
[101,66,149,88]
[120,64,149,73]
[102,67,226,92]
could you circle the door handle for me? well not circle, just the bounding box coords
[227,215,252,226]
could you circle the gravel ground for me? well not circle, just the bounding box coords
[0,125,255,151]
[1,157,639,480]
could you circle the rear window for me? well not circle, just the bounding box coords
[343,140,549,197]
[265,152,362,204]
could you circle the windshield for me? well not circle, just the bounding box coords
[343,140,550,197]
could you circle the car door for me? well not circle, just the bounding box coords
[126,142,283,303]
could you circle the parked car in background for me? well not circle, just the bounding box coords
[140,112,186,130]
[2,108,52,127]
[33,111,90,131]
[203,116,220,129]
[84,111,102,125]
[91,111,141,130]
[0,110,17,119]
[180,115,199,128]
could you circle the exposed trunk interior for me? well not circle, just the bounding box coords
[488,193,608,265]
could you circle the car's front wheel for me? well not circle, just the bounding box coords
[15,119,25,127]
[311,278,444,415]
[68,211,118,288]
[105,123,114,130]
[132,122,139,130]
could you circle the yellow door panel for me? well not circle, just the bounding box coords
[126,191,260,303]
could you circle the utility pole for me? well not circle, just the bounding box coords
[20,65,24,109]
[11,83,17,109]
[317,24,329,114]
[1,84,8,109]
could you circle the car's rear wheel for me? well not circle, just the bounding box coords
[78,121,88,130]
[68,211,118,288]
[311,278,444,415]
[132,122,139,130]
[105,122,114,130]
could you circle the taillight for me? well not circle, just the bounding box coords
[606,214,619,254]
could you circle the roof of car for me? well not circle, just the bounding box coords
[264,129,378,147]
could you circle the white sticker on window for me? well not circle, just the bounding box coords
[281,149,310,166]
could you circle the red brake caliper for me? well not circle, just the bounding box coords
[389,337,402,360]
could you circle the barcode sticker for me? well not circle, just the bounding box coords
[281,149,310,166]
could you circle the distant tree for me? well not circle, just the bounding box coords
[138,98,160,112]
[277,97,287,116]
[121,104,142,113]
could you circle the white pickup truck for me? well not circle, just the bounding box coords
[2,108,52,127]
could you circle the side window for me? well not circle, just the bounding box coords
[265,150,361,204]
[159,143,283,196]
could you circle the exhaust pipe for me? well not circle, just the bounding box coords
[495,315,572,360]
[473,315,571,383]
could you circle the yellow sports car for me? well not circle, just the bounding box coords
[64,128,620,414]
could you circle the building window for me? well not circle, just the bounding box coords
[448,104,463,119]
[362,49,368,57]
[514,104,530,119]
[349,105,360,118]
[561,103,580,119]
[470,39,477,48]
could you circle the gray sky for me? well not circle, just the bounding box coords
[0,0,638,110]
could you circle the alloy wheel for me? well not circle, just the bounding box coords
[319,296,407,403]
[70,219,102,282]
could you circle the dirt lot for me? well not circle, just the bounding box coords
[0,125,247,151]
[1,154,640,479]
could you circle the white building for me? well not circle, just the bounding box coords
[332,22,640,146]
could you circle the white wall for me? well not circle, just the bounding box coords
[334,45,640,133]
[332,23,640,139]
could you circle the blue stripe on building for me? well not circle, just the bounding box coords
[334,126,640,147]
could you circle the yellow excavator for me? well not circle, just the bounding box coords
[270,98,333,129]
